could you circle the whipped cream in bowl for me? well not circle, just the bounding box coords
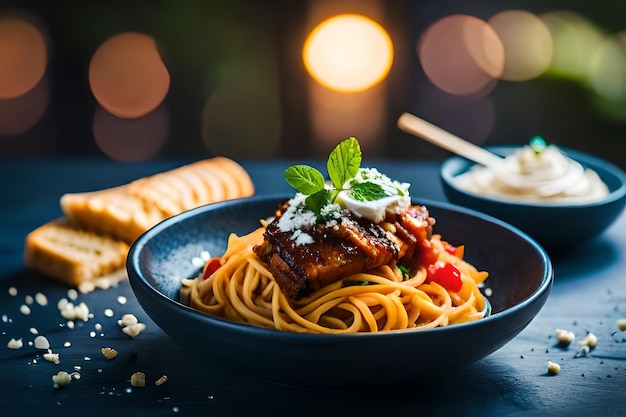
[440,141,626,250]
[453,139,610,206]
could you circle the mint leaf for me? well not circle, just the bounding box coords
[350,181,388,202]
[305,189,334,217]
[284,165,325,195]
[327,137,361,189]
[529,136,547,155]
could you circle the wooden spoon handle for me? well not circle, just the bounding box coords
[397,112,503,167]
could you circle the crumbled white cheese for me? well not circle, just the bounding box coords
[43,349,60,364]
[67,289,78,301]
[52,371,72,388]
[118,314,139,327]
[290,229,314,246]
[555,328,575,346]
[338,167,411,223]
[7,338,23,350]
[122,323,147,337]
[35,292,48,306]
[59,301,90,321]
[277,194,317,233]
[34,335,50,350]
[118,313,146,337]
[547,361,561,375]
[578,332,597,349]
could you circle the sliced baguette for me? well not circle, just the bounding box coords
[24,218,129,287]
[60,157,255,243]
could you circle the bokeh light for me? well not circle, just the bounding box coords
[92,105,169,162]
[89,32,170,119]
[0,17,47,99]
[488,10,553,82]
[303,14,393,93]
[589,32,626,104]
[540,11,605,81]
[309,82,386,155]
[418,14,505,96]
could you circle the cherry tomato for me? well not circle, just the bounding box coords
[427,261,462,292]
[202,257,222,279]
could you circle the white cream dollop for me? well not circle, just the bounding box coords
[454,145,609,205]
[338,168,411,222]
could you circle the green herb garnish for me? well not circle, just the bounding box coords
[397,264,409,280]
[284,137,402,220]
[284,137,361,219]
[342,280,371,287]
[529,136,547,156]
[349,181,388,202]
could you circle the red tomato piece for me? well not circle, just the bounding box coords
[427,261,462,292]
[202,257,222,279]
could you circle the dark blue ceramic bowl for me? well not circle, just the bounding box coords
[127,195,553,388]
[441,146,626,251]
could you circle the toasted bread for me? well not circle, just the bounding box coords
[60,157,255,243]
[24,218,129,287]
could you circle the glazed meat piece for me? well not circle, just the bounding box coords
[254,204,433,301]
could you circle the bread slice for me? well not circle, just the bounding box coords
[60,157,255,243]
[24,218,129,287]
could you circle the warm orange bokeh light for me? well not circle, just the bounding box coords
[418,14,504,96]
[489,10,553,82]
[89,32,170,119]
[0,18,47,99]
[303,14,394,93]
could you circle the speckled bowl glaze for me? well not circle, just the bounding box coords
[441,146,626,251]
[127,195,553,388]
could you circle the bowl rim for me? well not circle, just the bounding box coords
[440,145,626,208]
[127,194,554,340]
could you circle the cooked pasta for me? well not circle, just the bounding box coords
[187,228,489,334]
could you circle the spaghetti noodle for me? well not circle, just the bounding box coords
[187,227,489,334]
[186,137,490,334]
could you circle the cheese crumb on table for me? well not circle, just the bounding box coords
[577,332,597,349]
[43,349,60,364]
[34,335,50,350]
[555,328,575,346]
[101,347,118,360]
[547,361,561,375]
[7,338,23,350]
[154,375,168,386]
[52,371,72,388]
[130,371,146,387]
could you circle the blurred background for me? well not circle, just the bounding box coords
[0,0,624,168]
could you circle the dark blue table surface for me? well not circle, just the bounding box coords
[1,157,625,417]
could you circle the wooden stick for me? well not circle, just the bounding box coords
[397,112,503,167]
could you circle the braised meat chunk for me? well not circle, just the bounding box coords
[254,203,433,301]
